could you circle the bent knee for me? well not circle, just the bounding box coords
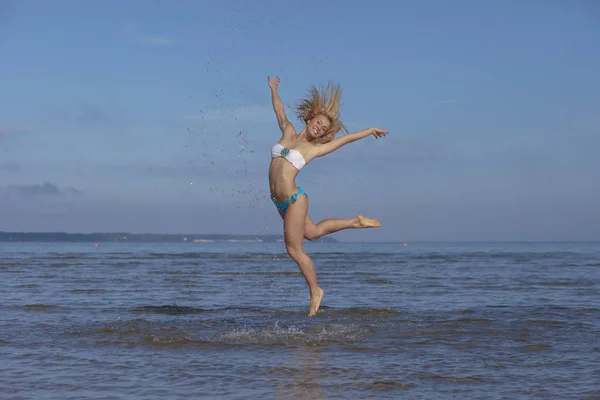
[304,232,319,241]
[303,226,320,241]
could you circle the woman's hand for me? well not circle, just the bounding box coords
[371,128,389,139]
[268,76,280,90]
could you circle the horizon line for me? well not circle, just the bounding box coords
[0,232,598,243]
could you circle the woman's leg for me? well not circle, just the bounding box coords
[283,194,324,317]
[304,214,382,241]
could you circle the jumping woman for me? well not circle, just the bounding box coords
[267,76,388,316]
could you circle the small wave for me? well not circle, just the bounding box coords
[93,321,147,335]
[416,374,487,383]
[454,318,493,325]
[485,364,506,369]
[110,261,143,267]
[586,262,600,266]
[0,263,24,267]
[411,253,449,261]
[146,252,286,260]
[51,262,84,267]
[312,251,396,257]
[84,318,164,336]
[530,319,565,326]
[410,251,581,262]
[68,289,107,294]
[369,381,413,389]
[71,279,99,284]
[150,252,200,259]
[78,319,213,348]
[538,281,575,286]
[80,318,196,337]
[451,342,481,349]
[133,305,308,316]
[578,308,599,312]
[42,253,90,260]
[22,304,61,310]
[518,343,551,351]
[132,305,208,315]
[365,279,395,285]
[213,271,299,276]
[326,307,403,317]
[144,333,206,346]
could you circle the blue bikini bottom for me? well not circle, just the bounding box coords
[271,187,307,214]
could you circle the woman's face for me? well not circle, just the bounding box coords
[306,114,331,140]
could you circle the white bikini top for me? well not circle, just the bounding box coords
[271,143,306,170]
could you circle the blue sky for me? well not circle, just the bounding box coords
[1,0,599,241]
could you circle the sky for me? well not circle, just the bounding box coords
[1,0,599,241]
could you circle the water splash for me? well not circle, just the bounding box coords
[236,130,248,157]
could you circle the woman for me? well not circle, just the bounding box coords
[268,76,388,316]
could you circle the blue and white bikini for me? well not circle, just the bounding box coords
[271,143,306,170]
[271,143,308,214]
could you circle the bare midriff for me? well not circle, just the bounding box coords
[268,157,301,203]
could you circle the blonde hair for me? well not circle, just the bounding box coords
[292,83,348,143]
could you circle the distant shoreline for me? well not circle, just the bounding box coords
[1,232,596,243]
[0,232,338,243]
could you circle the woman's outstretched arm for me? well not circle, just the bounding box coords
[313,128,388,157]
[268,76,296,140]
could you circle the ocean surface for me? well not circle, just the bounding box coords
[1,241,599,399]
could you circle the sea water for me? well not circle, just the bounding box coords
[1,241,599,399]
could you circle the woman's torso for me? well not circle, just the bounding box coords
[269,139,315,202]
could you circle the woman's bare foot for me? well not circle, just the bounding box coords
[354,214,382,228]
[308,287,324,317]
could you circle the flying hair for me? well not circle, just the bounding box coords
[292,83,348,143]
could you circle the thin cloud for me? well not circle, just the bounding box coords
[184,105,273,123]
[78,104,126,127]
[79,104,112,123]
[0,162,22,172]
[0,126,34,137]
[5,182,83,198]
[74,104,128,136]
